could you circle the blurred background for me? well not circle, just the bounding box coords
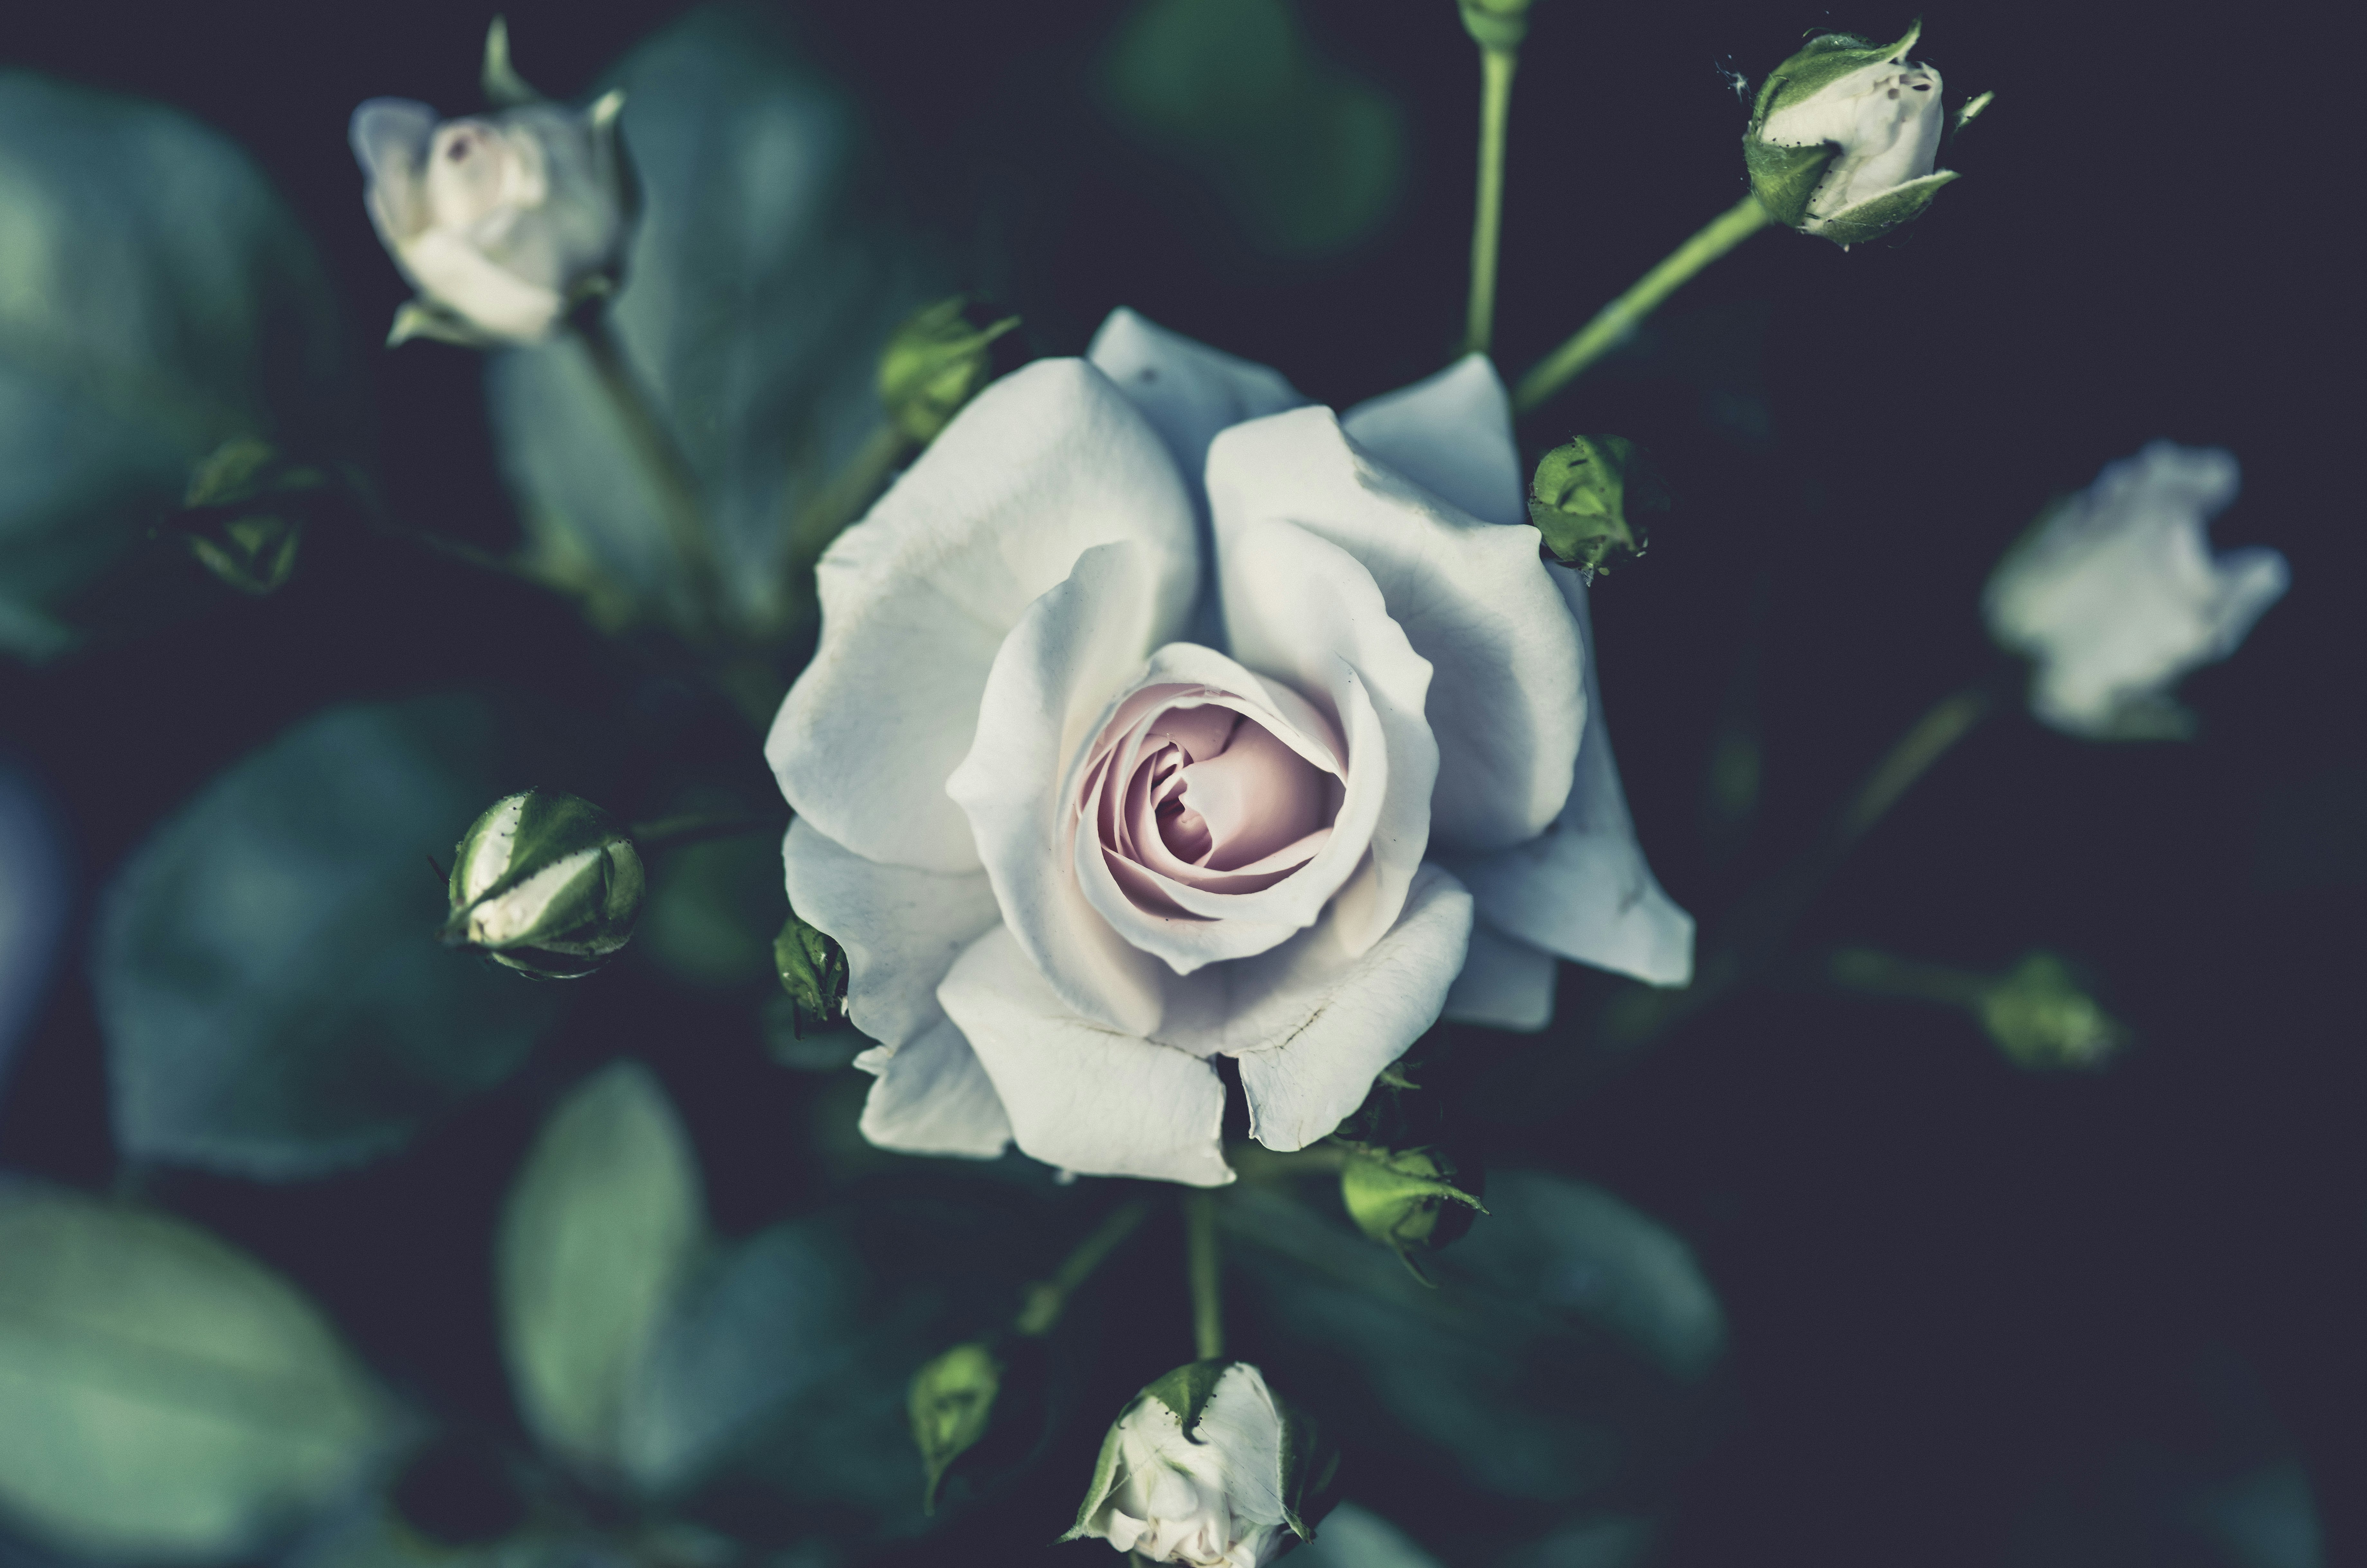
[0,1,2357,1565]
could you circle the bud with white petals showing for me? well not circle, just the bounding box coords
[445,790,644,978]
[1068,1360,1333,1568]
[1745,22,1969,245]
[1528,436,1666,575]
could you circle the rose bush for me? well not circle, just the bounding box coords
[766,310,1691,1184]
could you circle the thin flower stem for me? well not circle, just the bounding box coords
[573,309,723,635]
[1013,1197,1154,1338]
[629,811,783,854]
[1511,193,1776,414]
[1463,43,1518,357]
[1824,947,1992,1008]
[1185,1190,1224,1363]
[1227,1142,1349,1182]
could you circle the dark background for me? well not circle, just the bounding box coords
[1,1,2358,1563]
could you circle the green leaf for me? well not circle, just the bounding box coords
[0,72,353,659]
[486,5,949,633]
[95,695,568,1178]
[498,1061,705,1474]
[0,1186,390,1561]
[1289,1502,1443,1568]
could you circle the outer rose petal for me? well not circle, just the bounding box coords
[781,819,999,1051]
[1340,353,1525,528]
[350,98,436,242]
[1444,571,1694,987]
[1209,407,1582,853]
[850,1016,1011,1159]
[768,360,1197,873]
[1440,921,1557,1032]
[1086,308,1307,509]
[939,926,1233,1186]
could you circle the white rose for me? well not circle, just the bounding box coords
[766,310,1691,1184]
[1068,1362,1307,1568]
[1757,53,1945,228]
[349,92,633,346]
[1984,441,2289,739]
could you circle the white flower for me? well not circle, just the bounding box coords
[765,309,1691,1183]
[1985,441,2289,739]
[1068,1363,1303,1568]
[349,92,633,346]
[1758,53,1945,227]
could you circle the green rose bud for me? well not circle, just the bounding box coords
[443,790,644,979]
[878,296,1023,447]
[1457,0,1532,51]
[910,1340,1003,1513]
[1744,22,1977,245]
[1340,1144,1486,1282]
[168,436,329,596]
[1528,435,1667,575]
[1979,952,2129,1071]
[773,911,848,1034]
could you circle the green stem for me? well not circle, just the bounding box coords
[1185,1191,1224,1362]
[573,309,722,635]
[1825,947,1992,1008]
[1511,193,1775,413]
[1227,1142,1349,1182]
[1463,44,1518,357]
[629,811,783,854]
[1013,1198,1153,1338]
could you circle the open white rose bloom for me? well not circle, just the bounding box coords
[1069,1362,1305,1568]
[1984,442,2289,740]
[767,310,1692,1184]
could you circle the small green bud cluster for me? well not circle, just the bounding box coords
[1979,953,2129,1071]
[1528,436,1667,575]
[772,911,848,1033]
[1341,1143,1486,1282]
[169,436,329,596]
[877,296,1023,447]
[909,1340,1004,1513]
[444,790,645,979]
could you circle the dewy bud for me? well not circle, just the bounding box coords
[909,1341,1003,1513]
[168,437,327,596]
[1456,0,1532,51]
[1744,22,1973,246]
[773,911,848,1033]
[1068,1360,1335,1567]
[1979,953,2129,1071]
[877,296,1022,447]
[1340,1144,1486,1282]
[444,790,644,979]
[1528,436,1667,575]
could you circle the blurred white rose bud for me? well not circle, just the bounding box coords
[349,22,635,347]
[1068,1361,1333,1568]
[1984,442,2289,740]
[444,789,645,978]
[1745,23,1974,245]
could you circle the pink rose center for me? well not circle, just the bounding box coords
[1077,682,1345,916]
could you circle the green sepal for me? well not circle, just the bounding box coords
[1952,89,1994,140]
[1743,138,1836,230]
[1809,169,1958,246]
[1141,1357,1231,1435]
[1063,1404,1134,1541]
[877,296,1022,447]
[1274,1392,1337,1540]
[1457,0,1531,51]
[1528,436,1669,574]
[772,911,849,1032]
[482,16,543,108]
[165,436,329,595]
[909,1341,1004,1514]
[388,298,498,350]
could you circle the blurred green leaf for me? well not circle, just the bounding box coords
[487,5,948,633]
[1099,0,1405,256]
[0,1185,390,1562]
[499,1061,705,1475]
[96,695,568,1178]
[1291,1502,1443,1568]
[639,832,786,992]
[0,72,352,659]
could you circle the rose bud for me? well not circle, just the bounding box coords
[444,790,645,979]
[167,437,327,597]
[1984,442,2288,740]
[1528,436,1667,576]
[1744,22,1969,246]
[349,23,636,348]
[1068,1361,1334,1567]
[1456,0,1532,50]
[878,296,1024,447]
[1339,1143,1486,1283]
[773,910,849,1034]
[1979,952,2129,1071]
[909,1340,1003,1513]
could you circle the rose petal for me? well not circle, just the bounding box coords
[1209,406,1582,853]
[780,819,1000,1051]
[1444,571,1694,986]
[1340,353,1525,528]
[850,1015,1011,1159]
[350,98,437,242]
[1440,921,1558,1032]
[1214,519,1436,955]
[938,926,1233,1186]
[769,360,1198,873]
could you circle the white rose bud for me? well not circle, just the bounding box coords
[1068,1361,1333,1568]
[1745,23,1970,245]
[349,30,635,349]
[1984,442,2288,740]
[444,789,646,978]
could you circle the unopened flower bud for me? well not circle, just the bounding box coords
[909,1341,1003,1513]
[1068,1360,1334,1567]
[1457,0,1532,51]
[1528,436,1666,575]
[1744,23,1971,246]
[773,911,848,1032]
[1979,953,2129,1071]
[878,297,1023,447]
[350,22,637,347]
[1340,1144,1486,1282]
[444,790,644,978]
[169,437,326,596]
